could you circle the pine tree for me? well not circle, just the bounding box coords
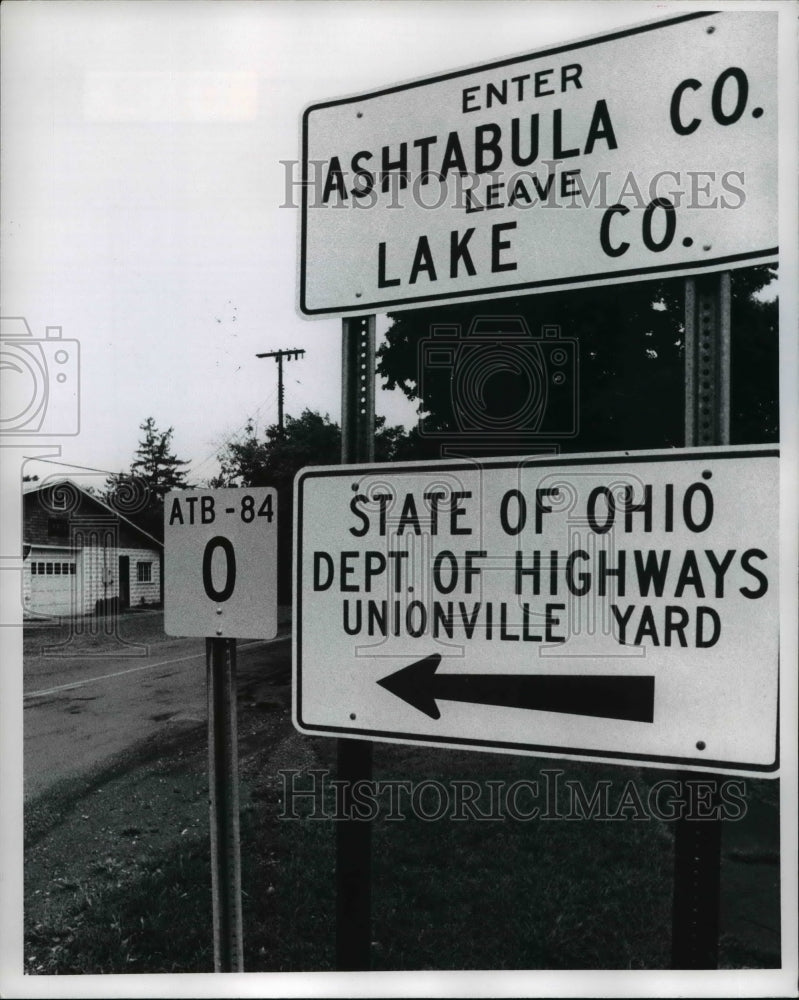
[129,417,191,501]
[106,417,191,541]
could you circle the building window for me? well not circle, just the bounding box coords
[137,561,152,583]
[48,517,69,538]
[31,559,74,576]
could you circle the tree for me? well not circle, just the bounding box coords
[213,409,414,488]
[376,265,778,456]
[106,417,192,541]
[213,409,413,600]
[129,417,191,499]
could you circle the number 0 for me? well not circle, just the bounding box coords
[202,536,236,601]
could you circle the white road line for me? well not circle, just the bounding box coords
[23,633,290,700]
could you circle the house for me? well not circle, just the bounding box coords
[23,478,162,617]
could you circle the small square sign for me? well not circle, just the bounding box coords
[164,487,278,639]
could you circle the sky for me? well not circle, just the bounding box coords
[0,0,733,489]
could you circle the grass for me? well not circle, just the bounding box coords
[24,692,780,974]
[25,723,214,974]
[367,752,674,970]
[27,845,214,974]
[239,750,677,971]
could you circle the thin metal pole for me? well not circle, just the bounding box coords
[672,272,730,969]
[277,354,284,433]
[207,637,244,972]
[336,737,374,970]
[684,272,731,447]
[336,315,375,971]
[671,782,722,968]
[341,315,376,464]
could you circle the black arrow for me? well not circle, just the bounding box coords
[377,654,654,723]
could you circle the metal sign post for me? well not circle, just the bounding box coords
[671,272,731,969]
[336,315,376,971]
[207,637,244,972]
[684,273,731,448]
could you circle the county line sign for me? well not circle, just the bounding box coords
[299,11,777,317]
[293,447,779,776]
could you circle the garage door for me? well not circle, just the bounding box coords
[30,559,77,616]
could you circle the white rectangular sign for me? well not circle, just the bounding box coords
[300,11,777,317]
[164,488,278,639]
[294,448,779,775]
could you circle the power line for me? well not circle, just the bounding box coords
[190,389,281,480]
[30,457,122,477]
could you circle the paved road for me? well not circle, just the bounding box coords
[23,611,291,799]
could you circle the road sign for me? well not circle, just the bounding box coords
[164,488,277,639]
[293,447,778,775]
[299,11,777,317]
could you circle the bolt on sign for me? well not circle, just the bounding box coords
[164,488,278,639]
[299,11,777,317]
[293,447,778,777]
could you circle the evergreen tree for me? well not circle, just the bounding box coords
[129,417,191,500]
[106,417,192,541]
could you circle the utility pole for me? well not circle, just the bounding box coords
[255,348,306,433]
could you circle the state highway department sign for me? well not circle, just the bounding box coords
[299,11,777,317]
[293,447,779,776]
